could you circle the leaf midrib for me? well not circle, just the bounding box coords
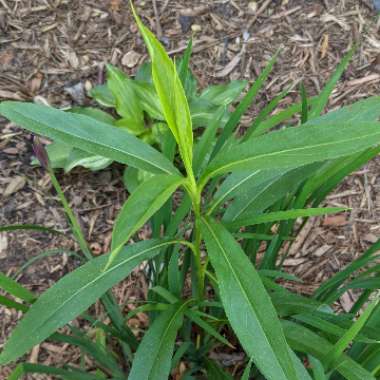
[8,107,173,175]
[202,218,291,379]
[208,170,260,215]
[207,129,380,179]
[147,300,190,379]
[8,241,174,352]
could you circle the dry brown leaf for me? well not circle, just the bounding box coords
[4,176,26,196]
[320,33,329,59]
[0,233,8,259]
[0,90,25,100]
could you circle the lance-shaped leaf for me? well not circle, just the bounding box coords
[283,320,376,380]
[225,207,347,229]
[201,120,380,184]
[131,5,193,174]
[0,101,177,175]
[0,239,177,365]
[221,165,318,222]
[200,217,299,380]
[128,301,189,380]
[110,174,184,263]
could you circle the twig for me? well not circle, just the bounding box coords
[247,0,271,29]
[152,0,163,39]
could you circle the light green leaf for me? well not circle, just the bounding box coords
[199,80,247,106]
[64,149,112,172]
[128,301,189,380]
[201,120,380,185]
[110,174,184,257]
[200,217,299,380]
[132,5,193,174]
[106,64,144,126]
[0,239,177,365]
[0,101,177,175]
[89,84,116,108]
[32,140,71,168]
[225,207,348,229]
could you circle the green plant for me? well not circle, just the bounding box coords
[37,40,246,194]
[1,4,380,379]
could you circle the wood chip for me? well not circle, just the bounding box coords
[214,54,241,78]
[323,214,348,226]
[121,50,142,68]
[0,233,8,259]
[4,176,26,196]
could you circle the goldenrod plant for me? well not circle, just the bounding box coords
[1,4,380,380]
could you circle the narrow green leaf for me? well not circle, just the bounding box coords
[128,301,189,380]
[201,217,299,380]
[210,52,279,159]
[193,106,226,176]
[208,169,279,216]
[243,86,290,140]
[308,356,328,380]
[0,239,178,365]
[254,97,318,136]
[185,309,234,348]
[0,295,29,313]
[0,223,62,235]
[131,5,193,174]
[241,357,254,380]
[52,333,123,377]
[293,313,377,344]
[324,300,379,369]
[204,358,234,380]
[226,207,347,229]
[309,47,354,119]
[300,82,308,124]
[283,320,376,380]
[109,174,184,265]
[8,363,105,380]
[315,239,380,302]
[0,101,177,175]
[202,119,380,184]
[221,165,317,222]
[0,273,35,303]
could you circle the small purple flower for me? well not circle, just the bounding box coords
[32,135,50,169]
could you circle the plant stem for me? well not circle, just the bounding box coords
[48,168,92,260]
[47,168,136,359]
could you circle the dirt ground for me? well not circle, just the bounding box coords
[1,0,380,378]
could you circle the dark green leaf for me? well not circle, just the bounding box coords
[201,217,299,380]
[0,239,178,365]
[0,101,177,175]
[128,301,189,380]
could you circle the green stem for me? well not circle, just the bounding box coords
[48,168,92,260]
[47,168,136,358]
[186,182,204,301]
